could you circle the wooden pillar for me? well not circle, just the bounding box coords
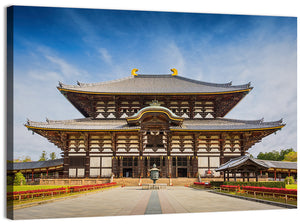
[242,172,245,182]
[223,171,226,182]
[147,157,150,177]
[84,133,90,178]
[112,157,118,177]
[260,170,262,178]
[120,157,123,177]
[175,157,178,178]
[46,168,49,177]
[219,138,225,165]
[167,132,172,178]
[132,156,135,178]
[288,169,290,177]
[137,156,143,177]
[192,134,198,177]
[160,156,163,177]
[234,171,237,182]
[187,156,190,178]
[255,172,258,182]
[193,157,198,178]
[247,172,250,182]
[31,170,34,182]
[63,149,69,178]
[227,170,230,181]
[274,169,277,181]
[168,156,172,178]
[138,132,143,177]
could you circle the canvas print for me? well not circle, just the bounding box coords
[6,6,297,220]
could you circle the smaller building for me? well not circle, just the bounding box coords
[7,159,64,183]
[216,155,297,182]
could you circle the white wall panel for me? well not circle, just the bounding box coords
[102,157,112,167]
[90,168,100,177]
[198,157,208,167]
[77,168,85,177]
[90,157,100,167]
[210,157,220,167]
[101,168,112,177]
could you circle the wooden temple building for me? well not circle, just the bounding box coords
[215,155,297,182]
[25,69,285,179]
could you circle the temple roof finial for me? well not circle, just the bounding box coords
[171,68,178,76]
[131,68,138,76]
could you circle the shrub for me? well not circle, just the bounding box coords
[224,181,285,188]
[210,181,224,187]
[285,176,295,185]
[13,172,26,186]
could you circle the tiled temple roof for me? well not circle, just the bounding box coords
[25,117,284,131]
[58,74,252,94]
[215,155,297,171]
[256,159,297,170]
[7,159,64,171]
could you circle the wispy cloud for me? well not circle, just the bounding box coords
[98,48,113,65]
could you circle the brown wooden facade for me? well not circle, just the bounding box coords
[25,73,284,178]
[30,127,281,178]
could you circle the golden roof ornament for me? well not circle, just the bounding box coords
[131,68,138,76]
[150,100,161,106]
[171,68,178,76]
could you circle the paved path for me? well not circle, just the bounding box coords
[13,187,283,220]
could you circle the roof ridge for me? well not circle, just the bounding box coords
[174,76,251,89]
[59,76,134,88]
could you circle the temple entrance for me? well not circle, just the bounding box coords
[123,168,133,177]
[178,168,187,177]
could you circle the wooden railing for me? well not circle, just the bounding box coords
[219,185,297,204]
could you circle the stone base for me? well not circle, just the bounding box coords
[38,177,269,186]
[39,178,110,186]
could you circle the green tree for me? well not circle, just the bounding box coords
[278,148,294,161]
[49,152,57,160]
[39,151,48,161]
[22,156,32,162]
[283,151,297,162]
[14,172,26,186]
[257,149,295,161]
[285,176,295,185]
[257,150,280,160]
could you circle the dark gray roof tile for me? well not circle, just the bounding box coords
[58,75,252,94]
[7,159,63,171]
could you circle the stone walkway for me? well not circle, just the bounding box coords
[13,186,284,220]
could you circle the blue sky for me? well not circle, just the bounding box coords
[12,6,297,161]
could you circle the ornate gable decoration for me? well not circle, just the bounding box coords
[126,100,184,128]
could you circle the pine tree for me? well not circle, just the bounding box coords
[39,151,48,161]
[50,152,57,160]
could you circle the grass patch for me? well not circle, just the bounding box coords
[286,184,297,189]
[7,185,119,207]
[7,185,69,193]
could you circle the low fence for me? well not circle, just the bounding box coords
[194,182,211,188]
[7,182,117,201]
[219,185,297,204]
